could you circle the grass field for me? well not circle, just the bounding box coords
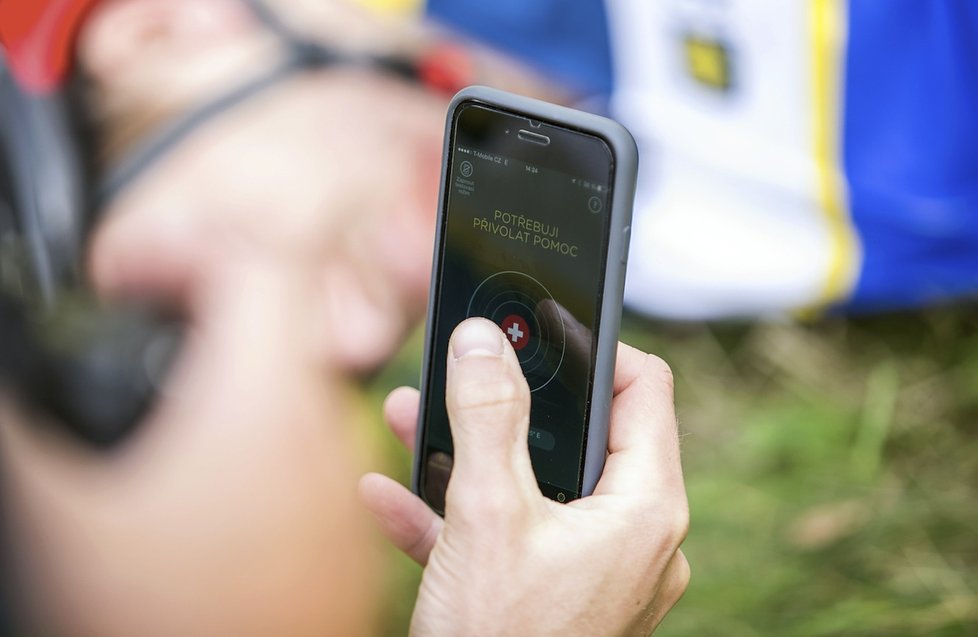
[364,307,978,636]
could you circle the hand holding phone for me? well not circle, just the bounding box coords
[413,86,638,508]
[360,324,690,635]
[357,88,691,633]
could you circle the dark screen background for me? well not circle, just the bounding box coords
[421,103,613,503]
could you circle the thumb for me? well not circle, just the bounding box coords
[443,318,540,517]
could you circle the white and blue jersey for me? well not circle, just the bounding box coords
[428,0,978,318]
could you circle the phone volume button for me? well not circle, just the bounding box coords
[620,225,631,265]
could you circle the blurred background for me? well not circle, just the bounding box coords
[2,0,976,634]
[362,0,978,634]
[369,308,978,636]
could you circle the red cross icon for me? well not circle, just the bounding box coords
[501,314,530,351]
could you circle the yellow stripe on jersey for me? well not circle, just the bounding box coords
[352,0,422,16]
[809,0,861,310]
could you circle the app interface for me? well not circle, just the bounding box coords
[421,105,613,505]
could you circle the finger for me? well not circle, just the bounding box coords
[316,258,407,375]
[88,207,207,310]
[358,472,442,566]
[612,340,660,395]
[594,342,683,497]
[159,234,331,431]
[536,299,591,388]
[443,318,540,515]
[383,386,420,452]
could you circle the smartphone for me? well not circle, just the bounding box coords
[413,86,638,512]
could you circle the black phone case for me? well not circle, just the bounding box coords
[412,85,639,504]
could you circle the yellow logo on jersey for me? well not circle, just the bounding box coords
[683,34,732,91]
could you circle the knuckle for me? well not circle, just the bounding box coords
[472,485,514,520]
[643,354,675,395]
[448,483,521,533]
[675,551,692,591]
[451,372,527,419]
[653,551,691,614]
[632,492,689,549]
[663,497,691,547]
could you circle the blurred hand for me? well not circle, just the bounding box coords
[93,68,445,376]
[1,219,379,637]
[360,318,690,636]
[79,0,569,377]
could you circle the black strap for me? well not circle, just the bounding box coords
[96,0,422,208]
[95,54,305,207]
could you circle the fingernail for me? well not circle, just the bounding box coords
[451,319,504,360]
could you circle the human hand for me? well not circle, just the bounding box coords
[80,0,573,378]
[360,318,690,636]
[1,220,379,637]
[92,67,444,376]
[81,0,448,376]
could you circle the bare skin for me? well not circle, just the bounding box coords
[1,1,688,634]
[2,227,379,637]
[80,0,566,375]
[362,319,691,636]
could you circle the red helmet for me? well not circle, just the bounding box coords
[0,0,101,92]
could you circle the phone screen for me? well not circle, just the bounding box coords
[419,102,615,509]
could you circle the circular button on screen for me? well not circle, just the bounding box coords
[501,314,531,351]
[467,271,565,392]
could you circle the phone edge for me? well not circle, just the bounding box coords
[411,85,639,502]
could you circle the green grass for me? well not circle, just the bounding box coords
[363,307,978,636]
